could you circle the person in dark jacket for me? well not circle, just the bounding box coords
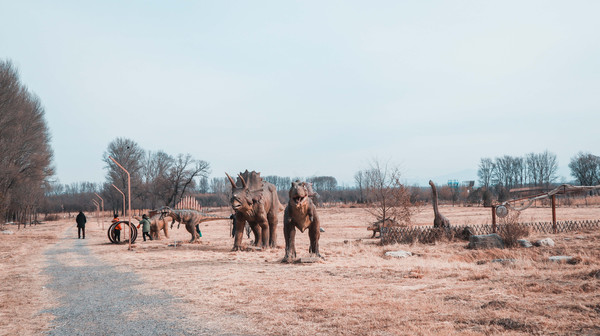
[76,211,87,239]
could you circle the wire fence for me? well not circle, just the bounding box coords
[380,219,600,245]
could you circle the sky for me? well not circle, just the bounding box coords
[1,1,599,187]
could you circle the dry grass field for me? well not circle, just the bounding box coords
[1,203,599,335]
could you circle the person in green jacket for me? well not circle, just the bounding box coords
[137,214,152,241]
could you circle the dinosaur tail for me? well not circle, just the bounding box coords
[198,213,231,222]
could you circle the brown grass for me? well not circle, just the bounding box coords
[2,205,600,335]
[0,223,59,335]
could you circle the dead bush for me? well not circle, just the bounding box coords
[498,223,530,247]
[498,211,529,247]
[44,214,61,221]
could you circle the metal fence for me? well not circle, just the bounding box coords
[380,219,600,245]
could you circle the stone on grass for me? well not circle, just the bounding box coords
[385,250,412,258]
[468,234,504,249]
[534,238,555,247]
[549,256,573,263]
[549,256,581,264]
[492,258,516,264]
[517,239,532,248]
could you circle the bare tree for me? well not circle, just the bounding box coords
[103,138,145,208]
[143,150,174,209]
[493,155,524,189]
[210,177,229,206]
[164,154,210,207]
[569,152,600,186]
[363,160,414,227]
[196,176,209,194]
[538,150,559,187]
[307,176,338,192]
[0,60,54,222]
[354,170,366,203]
[477,158,494,189]
[263,175,292,192]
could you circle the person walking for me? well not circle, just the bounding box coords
[137,214,152,242]
[76,211,87,239]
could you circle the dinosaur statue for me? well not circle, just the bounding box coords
[226,170,282,251]
[282,181,321,262]
[367,220,382,238]
[157,206,230,243]
[429,180,450,228]
[134,210,174,240]
[367,218,400,238]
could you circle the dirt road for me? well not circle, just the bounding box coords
[42,226,241,336]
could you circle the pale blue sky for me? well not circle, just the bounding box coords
[1,1,599,187]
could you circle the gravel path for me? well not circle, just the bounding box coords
[43,226,239,336]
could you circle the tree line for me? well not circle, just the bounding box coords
[0,60,53,224]
[4,61,600,223]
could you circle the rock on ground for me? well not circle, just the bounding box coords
[468,234,504,249]
[385,250,412,258]
[517,239,532,248]
[534,238,555,247]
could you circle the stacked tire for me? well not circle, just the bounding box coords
[107,221,137,244]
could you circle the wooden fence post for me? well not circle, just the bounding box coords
[551,195,557,234]
[491,206,497,233]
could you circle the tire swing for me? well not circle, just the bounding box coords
[107,221,138,244]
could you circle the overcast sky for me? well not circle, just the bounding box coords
[1,1,599,187]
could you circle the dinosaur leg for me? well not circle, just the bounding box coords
[257,219,269,249]
[282,215,296,263]
[267,211,278,248]
[371,230,376,238]
[163,221,169,239]
[185,222,198,243]
[247,223,259,245]
[309,218,321,258]
[232,215,246,251]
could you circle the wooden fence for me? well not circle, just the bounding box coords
[381,219,600,245]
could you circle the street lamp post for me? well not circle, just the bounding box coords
[94,193,105,229]
[109,156,133,250]
[92,200,100,227]
[111,184,126,218]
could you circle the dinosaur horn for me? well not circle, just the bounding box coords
[238,173,248,189]
[225,172,236,188]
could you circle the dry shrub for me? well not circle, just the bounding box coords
[499,223,529,247]
[461,272,489,281]
[498,211,529,247]
[44,214,61,221]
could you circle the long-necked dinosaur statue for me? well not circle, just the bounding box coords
[157,206,230,243]
[429,180,450,228]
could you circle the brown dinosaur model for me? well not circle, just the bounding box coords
[282,181,321,262]
[429,180,450,228]
[157,206,230,243]
[134,211,174,240]
[367,220,382,238]
[226,170,282,251]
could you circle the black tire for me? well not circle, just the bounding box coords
[107,221,137,244]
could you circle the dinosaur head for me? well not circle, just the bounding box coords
[226,172,254,212]
[289,180,309,207]
[157,206,172,219]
